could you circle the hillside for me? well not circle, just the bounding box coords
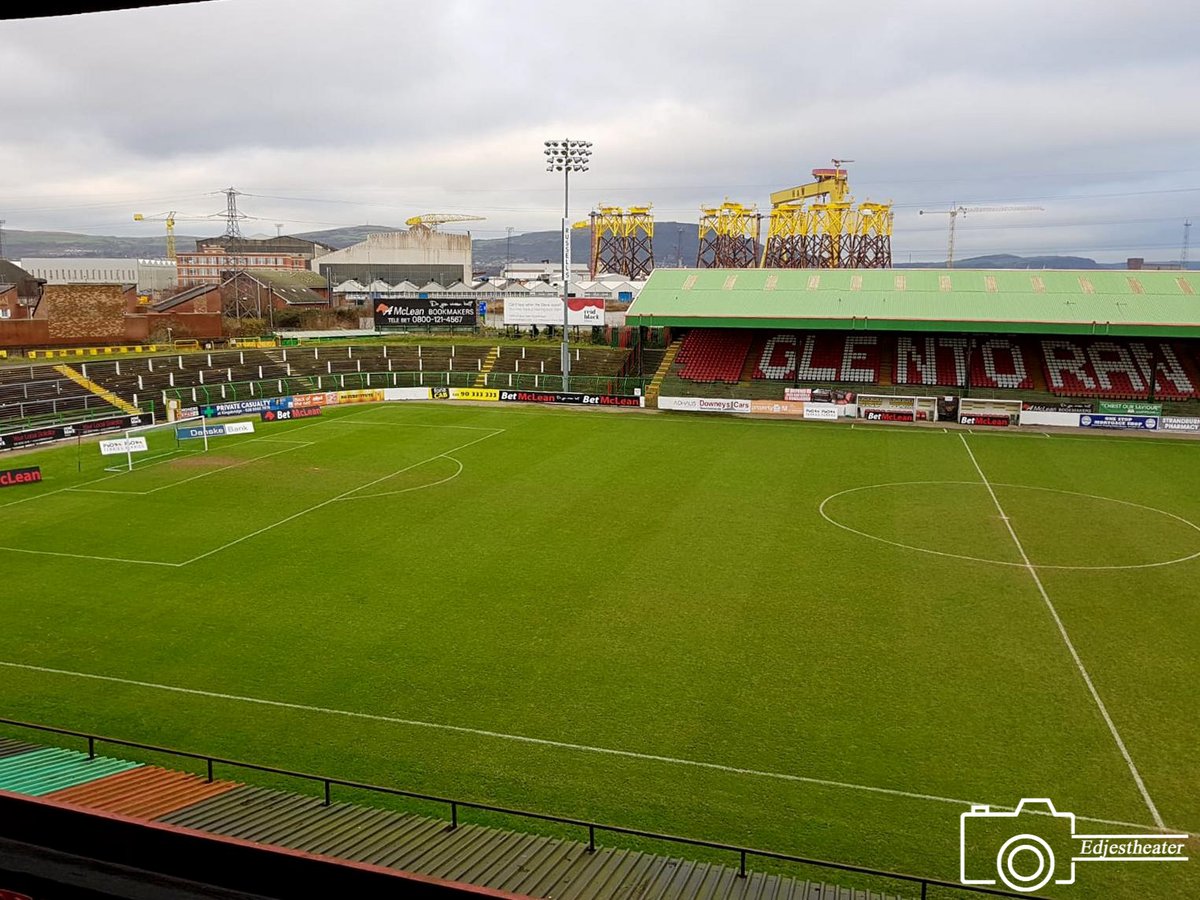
[293,224,405,248]
[472,222,699,273]
[2,224,1192,273]
[2,229,203,260]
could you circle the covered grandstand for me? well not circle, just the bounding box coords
[626,269,1200,415]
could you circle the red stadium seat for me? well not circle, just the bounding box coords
[1040,338,1199,400]
[677,330,754,383]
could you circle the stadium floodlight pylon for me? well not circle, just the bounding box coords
[105,415,207,473]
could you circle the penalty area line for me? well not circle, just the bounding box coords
[0,547,179,567]
[0,659,1181,836]
[177,428,504,566]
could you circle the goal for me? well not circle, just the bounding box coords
[102,415,210,473]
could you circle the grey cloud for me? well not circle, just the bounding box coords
[0,0,1197,260]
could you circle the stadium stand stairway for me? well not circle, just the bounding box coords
[645,339,682,404]
[0,738,910,900]
[0,365,123,426]
[52,364,141,415]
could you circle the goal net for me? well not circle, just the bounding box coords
[102,415,210,473]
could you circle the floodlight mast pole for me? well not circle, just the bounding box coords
[545,139,591,392]
[562,165,570,389]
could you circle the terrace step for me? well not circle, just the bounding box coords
[0,738,912,900]
[646,337,682,404]
[475,346,500,387]
[52,363,141,415]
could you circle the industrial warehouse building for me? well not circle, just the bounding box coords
[19,258,177,293]
[312,229,472,287]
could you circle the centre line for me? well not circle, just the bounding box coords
[958,433,1164,828]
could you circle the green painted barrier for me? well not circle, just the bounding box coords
[0,746,140,796]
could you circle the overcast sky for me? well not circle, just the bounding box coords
[3,0,1198,262]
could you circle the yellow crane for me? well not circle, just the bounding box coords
[769,160,854,207]
[405,213,486,231]
[763,159,892,268]
[133,211,177,260]
[917,205,1044,268]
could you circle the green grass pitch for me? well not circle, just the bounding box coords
[0,402,1196,898]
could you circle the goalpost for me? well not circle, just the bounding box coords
[103,415,209,473]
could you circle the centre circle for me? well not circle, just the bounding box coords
[818,481,1200,571]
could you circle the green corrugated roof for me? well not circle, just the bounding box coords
[625,268,1200,337]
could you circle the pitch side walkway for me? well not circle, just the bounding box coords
[0,737,909,900]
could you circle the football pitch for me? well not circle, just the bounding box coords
[0,402,1196,898]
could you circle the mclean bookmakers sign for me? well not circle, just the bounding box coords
[374,298,476,328]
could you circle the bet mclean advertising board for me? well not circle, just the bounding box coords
[0,466,41,488]
[502,297,605,326]
[498,390,643,407]
[374,298,476,328]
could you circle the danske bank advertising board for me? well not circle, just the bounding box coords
[374,298,476,328]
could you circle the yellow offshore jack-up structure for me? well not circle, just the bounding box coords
[760,160,894,268]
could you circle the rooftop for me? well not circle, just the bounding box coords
[625,268,1200,337]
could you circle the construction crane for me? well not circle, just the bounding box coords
[918,205,1044,268]
[769,161,853,207]
[133,211,178,261]
[133,210,233,261]
[405,213,486,231]
[763,159,891,268]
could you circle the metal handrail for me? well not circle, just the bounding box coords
[0,717,1048,899]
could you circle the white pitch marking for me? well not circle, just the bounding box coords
[338,456,464,501]
[0,414,469,565]
[0,659,1182,836]
[819,480,1200,572]
[0,546,179,567]
[959,434,1165,829]
[64,442,315,496]
[325,420,498,432]
[848,424,943,435]
[0,415,338,512]
[179,429,505,566]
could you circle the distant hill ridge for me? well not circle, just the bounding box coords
[1,224,1193,272]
